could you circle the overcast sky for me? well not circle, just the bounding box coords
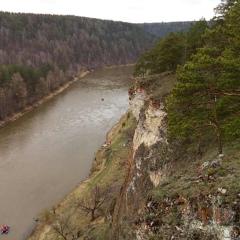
[0,0,220,23]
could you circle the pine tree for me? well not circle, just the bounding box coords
[167,0,240,154]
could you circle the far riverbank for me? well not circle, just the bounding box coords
[0,71,89,129]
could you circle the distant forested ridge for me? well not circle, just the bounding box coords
[138,21,194,38]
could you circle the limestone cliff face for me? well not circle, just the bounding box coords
[113,83,240,240]
[130,88,167,152]
[129,88,169,190]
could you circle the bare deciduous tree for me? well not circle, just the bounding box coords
[51,215,81,240]
[75,184,108,221]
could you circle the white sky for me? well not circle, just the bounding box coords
[0,0,221,23]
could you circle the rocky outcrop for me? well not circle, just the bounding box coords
[128,86,169,191]
[130,88,167,152]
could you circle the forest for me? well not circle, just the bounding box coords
[0,12,157,69]
[133,0,240,154]
[0,11,192,122]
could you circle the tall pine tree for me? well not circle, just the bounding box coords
[167,0,240,154]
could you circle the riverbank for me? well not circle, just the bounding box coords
[27,109,136,240]
[0,71,89,129]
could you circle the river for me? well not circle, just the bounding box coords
[0,65,133,240]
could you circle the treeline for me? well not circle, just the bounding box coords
[134,0,240,154]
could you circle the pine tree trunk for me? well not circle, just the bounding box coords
[212,98,223,154]
[91,209,95,222]
[216,129,223,154]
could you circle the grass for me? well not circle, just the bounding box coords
[150,139,240,204]
[88,110,136,187]
[135,73,177,102]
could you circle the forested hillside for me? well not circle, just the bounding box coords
[0,12,158,121]
[0,12,156,70]
[138,21,193,38]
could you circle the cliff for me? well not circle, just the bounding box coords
[111,74,240,240]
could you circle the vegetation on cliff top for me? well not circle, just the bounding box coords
[168,0,240,155]
[133,19,209,76]
[134,0,240,155]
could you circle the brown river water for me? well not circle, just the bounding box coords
[0,65,133,240]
